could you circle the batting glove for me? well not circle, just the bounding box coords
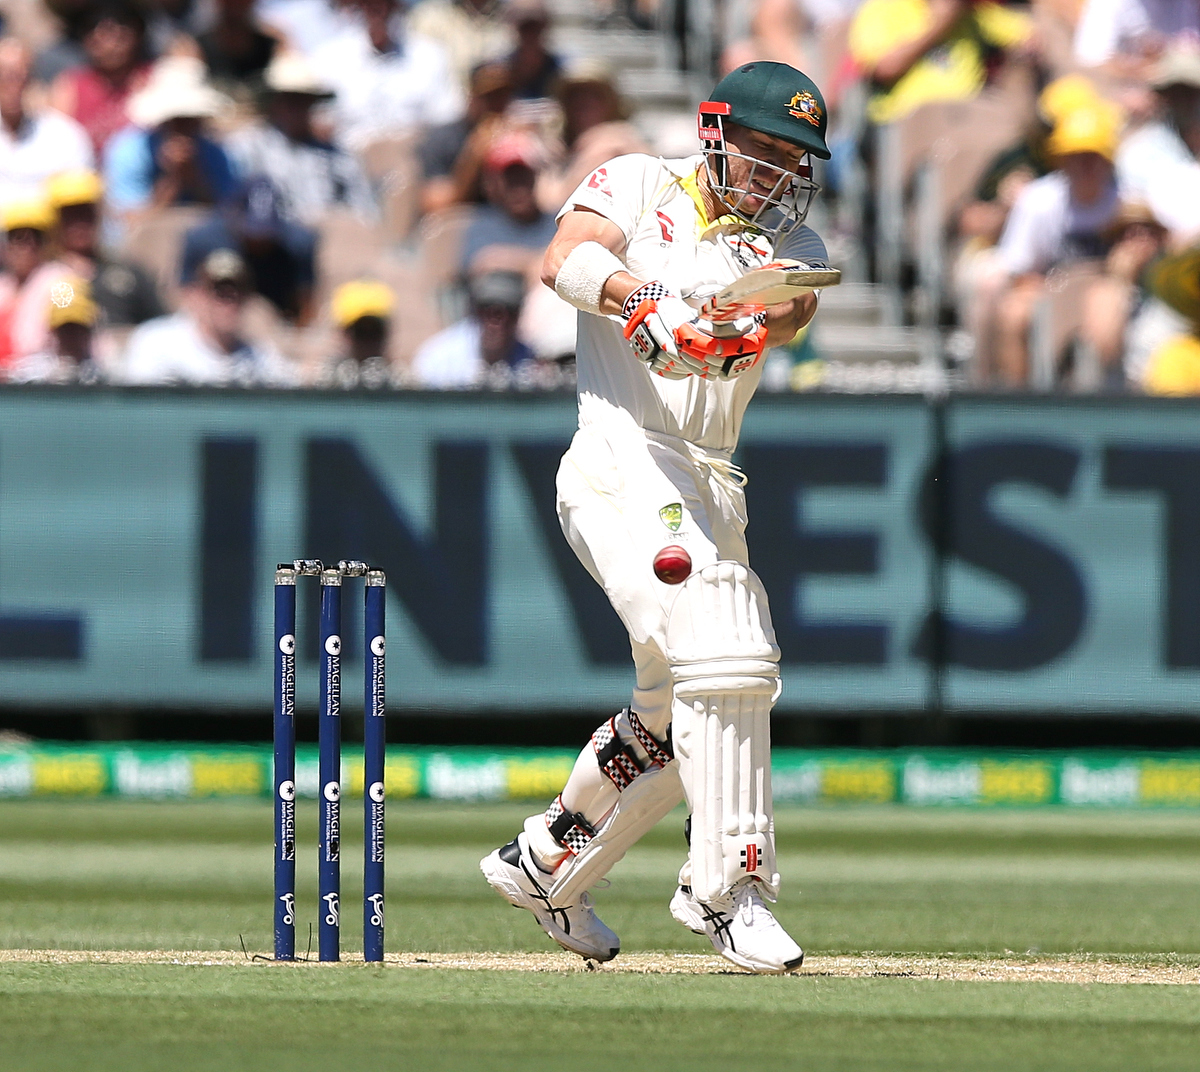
[621,282,710,379]
[682,313,769,380]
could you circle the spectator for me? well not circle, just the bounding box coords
[989,102,1122,385]
[1116,49,1200,203]
[849,0,1032,124]
[506,0,560,100]
[420,60,513,213]
[321,279,398,388]
[182,178,317,324]
[412,269,540,388]
[123,247,295,385]
[0,198,68,369]
[537,59,647,214]
[1138,243,1200,393]
[226,51,376,226]
[954,74,1100,364]
[460,134,557,274]
[9,277,105,384]
[1137,49,1200,243]
[1078,200,1168,387]
[409,0,513,93]
[721,0,865,89]
[197,0,279,90]
[311,0,464,150]
[258,0,357,57]
[144,0,210,59]
[1074,0,1200,77]
[46,169,163,328]
[0,38,94,205]
[34,0,90,84]
[49,1,152,156]
[104,57,238,218]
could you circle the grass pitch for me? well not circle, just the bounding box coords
[2,799,1200,1070]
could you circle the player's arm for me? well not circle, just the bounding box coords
[543,206,711,378]
[762,292,818,347]
[541,207,641,316]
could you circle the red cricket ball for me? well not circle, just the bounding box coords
[653,544,692,585]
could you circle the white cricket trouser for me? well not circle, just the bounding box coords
[558,421,751,734]
[526,418,754,868]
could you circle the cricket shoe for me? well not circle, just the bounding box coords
[670,881,804,974]
[481,834,620,962]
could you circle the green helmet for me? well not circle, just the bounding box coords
[696,62,828,236]
[702,62,830,160]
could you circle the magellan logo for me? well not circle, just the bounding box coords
[659,503,683,531]
[279,634,295,655]
[370,635,385,657]
[325,635,341,656]
[323,781,340,802]
[787,91,822,126]
[278,779,296,801]
[368,781,385,803]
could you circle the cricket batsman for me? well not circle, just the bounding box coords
[481,62,832,974]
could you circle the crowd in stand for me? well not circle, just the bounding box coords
[728,0,1200,393]
[0,0,1198,392]
[0,0,629,387]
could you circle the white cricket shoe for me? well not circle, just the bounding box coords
[481,834,620,962]
[670,881,804,974]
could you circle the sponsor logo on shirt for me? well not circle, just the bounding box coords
[655,211,675,243]
[587,167,613,197]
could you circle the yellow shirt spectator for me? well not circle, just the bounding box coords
[1144,334,1200,396]
[850,0,1032,124]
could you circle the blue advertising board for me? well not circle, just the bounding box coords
[0,387,1197,715]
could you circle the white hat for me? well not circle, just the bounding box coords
[1150,46,1200,90]
[128,56,231,128]
[264,51,334,97]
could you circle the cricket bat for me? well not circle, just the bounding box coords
[698,261,841,323]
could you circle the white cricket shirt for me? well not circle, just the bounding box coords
[559,153,829,453]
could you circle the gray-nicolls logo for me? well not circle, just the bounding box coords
[279,892,295,926]
[367,893,385,928]
[323,892,340,927]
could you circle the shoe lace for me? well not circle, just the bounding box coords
[733,881,774,927]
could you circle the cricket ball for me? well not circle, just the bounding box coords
[653,544,692,585]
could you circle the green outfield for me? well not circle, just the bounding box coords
[2,799,1200,1070]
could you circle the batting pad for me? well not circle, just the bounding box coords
[667,562,781,903]
[548,761,682,908]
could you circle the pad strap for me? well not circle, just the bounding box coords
[592,709,674,790]
[544,794,595,855]
[592,716,644,790]
[628,710,673,768]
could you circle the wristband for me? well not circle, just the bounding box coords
[553,240,626,315]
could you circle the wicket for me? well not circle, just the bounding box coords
[273,559,386,963]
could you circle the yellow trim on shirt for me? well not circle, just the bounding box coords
[677,168,747,238]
